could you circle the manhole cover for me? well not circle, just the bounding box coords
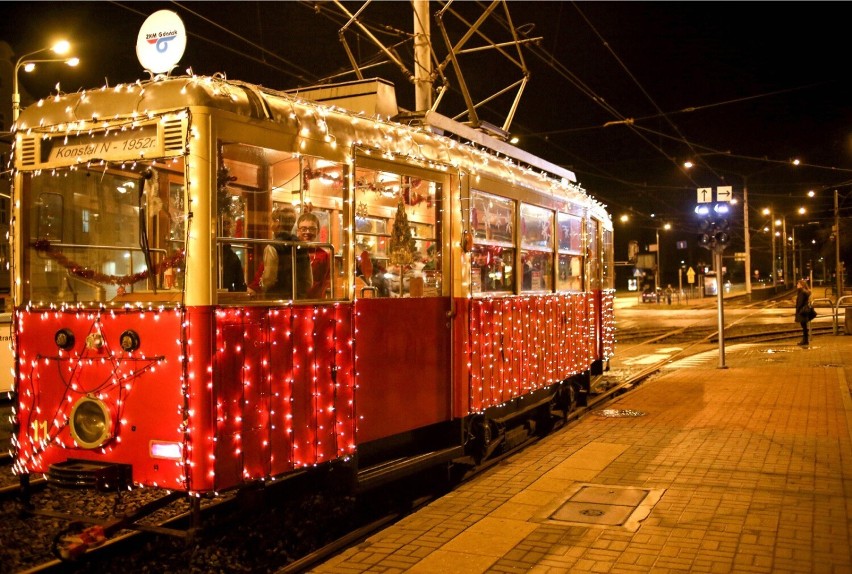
[549,484,660,528]
[594,409,646,418]
[546,485,663,529]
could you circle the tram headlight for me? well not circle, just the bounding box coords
[69,396,113,449]
[54,329,75,351]
[119,330,140,352]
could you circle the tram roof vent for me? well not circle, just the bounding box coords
[285,78,398,119]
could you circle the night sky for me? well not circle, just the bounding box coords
[2,1,851,276]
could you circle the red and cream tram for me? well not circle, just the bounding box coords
[11,75,614,494]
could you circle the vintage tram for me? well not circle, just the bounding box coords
[10,74,614,495]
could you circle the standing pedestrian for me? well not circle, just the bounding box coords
[794,278,814,346]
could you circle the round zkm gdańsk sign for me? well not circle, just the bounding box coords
[136,10,187,74]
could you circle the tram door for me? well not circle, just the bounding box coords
[351,163,451,444]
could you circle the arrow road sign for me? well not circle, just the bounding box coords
[716,186,732,202]
[697,188,712,203]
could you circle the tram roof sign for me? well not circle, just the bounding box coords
[136,10,187,75]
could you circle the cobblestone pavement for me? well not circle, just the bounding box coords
[312,334,852,573]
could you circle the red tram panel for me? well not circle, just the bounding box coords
[15,309,187,489]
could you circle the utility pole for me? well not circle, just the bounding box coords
[413,0,432,112]
[781,216,788,287]
[743,178,752,299]
[836,189,842,298]
[655,228,661,290]
[770,208,777,287]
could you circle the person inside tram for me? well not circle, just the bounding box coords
[248,204,312,299]
[221,220,246,292]
[423,244,437,271]
[522,255,534,290]
[295,211,330,299]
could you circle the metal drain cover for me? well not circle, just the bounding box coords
[554,502,635,525]
[541,484,665,531]
[594,409,646,418]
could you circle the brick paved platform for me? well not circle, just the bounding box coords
[310,334,852,573]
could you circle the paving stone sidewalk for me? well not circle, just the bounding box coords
[312,336,852,573]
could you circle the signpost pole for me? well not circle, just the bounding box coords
[696,186,728,369]
[715,247,726,369]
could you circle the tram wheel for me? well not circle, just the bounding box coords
[552,383,576,420]
[467,415,496,464]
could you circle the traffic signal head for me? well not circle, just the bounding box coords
[696,208,730,250]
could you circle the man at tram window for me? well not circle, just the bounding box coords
[296,211,331,299]
[220,219,246,292]
[248,204,312,299]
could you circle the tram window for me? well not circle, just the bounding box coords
[471,192,513,243]
[471,244,514,294]
[557,212,582,252]
[294,157,341,299]
[520,250,552,291]
[218,144,343,302]
[470,191,515,295]
[556,212,583,292]
[557,254,583,292]
[22,162,187,306]
[520,204,553,293]
[354,166,440,298]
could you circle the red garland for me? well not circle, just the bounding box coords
[32,239,186,286]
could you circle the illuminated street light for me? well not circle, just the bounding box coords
[12,40,79,122]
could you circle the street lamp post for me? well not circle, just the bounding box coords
[655,222,671,291]
[762,208,777,287]
[791,223,816,283]
[743,177,752,298]
[835,189,842,298]
[792,225,799,280]
[781,216,788,287]
[12,40,78,122]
